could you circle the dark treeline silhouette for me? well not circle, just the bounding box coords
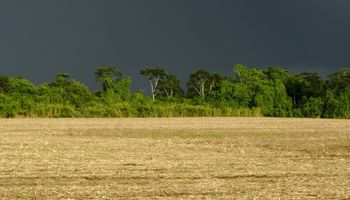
[0,64,350,118]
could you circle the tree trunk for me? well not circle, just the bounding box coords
[293,88,296,106]
[150,80,155,102]
[201,82,205,98]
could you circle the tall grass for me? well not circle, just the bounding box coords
[0,100,262,118]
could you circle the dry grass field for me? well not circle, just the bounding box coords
[0,118,350,199]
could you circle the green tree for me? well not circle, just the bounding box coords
[158,73,183,98]
[272,80,292,117]
[140,67,167,102]
[187,69,211,98]
[232,65,292,116]
[298,72,325,98]
[51,73,71,87]
[234,64,266,85]
[263,66,291,84]
[261,67,293,116]
[95,66,124,91]
[327,68,350,94]
[0,75,9,93]
[302,97,323,118]
[286,76,304,106]
[323,90,339,118]
[337,91,350,118]
[7,77,36,94]
[46,73,93,108]
[95,66,131,100]
[233,64,267,105]
[286,72,325,107]
[208,72,226,94]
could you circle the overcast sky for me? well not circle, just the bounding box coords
[0,0,349,91]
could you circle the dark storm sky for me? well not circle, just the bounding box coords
[0,0,349,91]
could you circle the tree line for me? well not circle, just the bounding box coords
[0,64,350,118]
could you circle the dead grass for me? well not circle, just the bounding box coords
[0,117,350,199]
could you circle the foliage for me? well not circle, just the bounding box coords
[187,69,225,99]
[140,66,167,101]
[0,65,349,118]
[95,66,131,101]
[158,73,183,98]
[0,74,10,92]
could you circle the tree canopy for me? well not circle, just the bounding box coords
[1,65,350,119]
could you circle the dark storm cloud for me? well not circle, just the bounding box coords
[0,0,349,91]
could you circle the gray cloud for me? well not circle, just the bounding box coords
[0,0,349,91]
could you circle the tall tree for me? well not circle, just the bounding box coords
[50,73,71,88]
[286,76,305,106]
[187,69,211,98]
[158,73,183,98]
[263,66,291,83]
[7,77,35,94]
[140,67,167,101]
[95,66,124,92]
[327,68,350,94]
[234,64,266,85]
[0,75,9,93]
[95,66,130,100]
[298,72,325,98]
[286,72,325,107]
[208,72,225,94]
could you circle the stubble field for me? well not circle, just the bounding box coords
[0,117,350,199]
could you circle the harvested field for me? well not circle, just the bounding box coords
[0,117,350,199]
